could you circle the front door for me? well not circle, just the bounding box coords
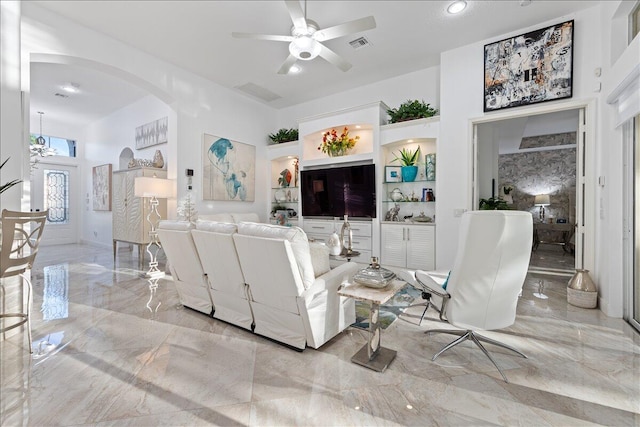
[30,162,78,246]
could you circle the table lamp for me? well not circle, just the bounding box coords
[534,194,550,222]
[134,176,175,278]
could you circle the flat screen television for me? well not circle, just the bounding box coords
[300,164,376,219]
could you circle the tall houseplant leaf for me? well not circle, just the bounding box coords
[0,157,22,194]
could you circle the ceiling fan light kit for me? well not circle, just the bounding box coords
[289,36,321,60]
[232,0,376,73]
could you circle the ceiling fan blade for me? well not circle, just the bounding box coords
[314,16,376,42]
[232,32,294,42]
[318,44,352,72]
[277,55,299,75]
[284,0,307,31]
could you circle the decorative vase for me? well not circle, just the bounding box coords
[567,269,598,308]
[327,217,342,256]
[401,166,418,182]
[328,148,350,157]
[153,150,164,168]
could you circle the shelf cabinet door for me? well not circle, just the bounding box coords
[380,224,406,268]
[406,225,435,270]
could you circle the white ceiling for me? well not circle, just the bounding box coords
[30,1,599,125]
[30,62,148,128]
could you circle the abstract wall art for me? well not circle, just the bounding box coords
[135,116,168,149]
[92,163,112,211]
[202,134,255,201]
[484,20,574,112]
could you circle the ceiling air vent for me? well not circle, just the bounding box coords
[234,82,281,103]
[349,36,371,50]
[54,92,69,98]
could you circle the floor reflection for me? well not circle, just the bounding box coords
[41,263,69,320]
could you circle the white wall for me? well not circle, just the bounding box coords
[20,3,276,232]
[0,1,24,211]
[82,96,170,247]
[438,3,636,316]
[276,66,440,128]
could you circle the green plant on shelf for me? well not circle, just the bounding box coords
[268,128,298,145]
[392,146,421,166]
[387,99,438,124]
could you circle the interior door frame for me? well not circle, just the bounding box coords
[470,99,596,273]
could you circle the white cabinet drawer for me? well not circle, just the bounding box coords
[349,235,372,250]
[348,222,372,236]
[306,233,329,243]
[303,221,334,235]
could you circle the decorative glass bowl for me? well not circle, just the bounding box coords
[354,257,396,288]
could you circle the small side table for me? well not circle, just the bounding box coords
[338,279,406,372]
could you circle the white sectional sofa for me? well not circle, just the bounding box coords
[158,216,359,350]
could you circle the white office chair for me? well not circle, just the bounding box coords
[402,210,533,382]
[1,209,48,353]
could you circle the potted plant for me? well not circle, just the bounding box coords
[387,99,439,124]
[317,127,359,157]
[268,128,299,145]
[0,157,22,194]
[479,197,509,210]
[392,146,421,182]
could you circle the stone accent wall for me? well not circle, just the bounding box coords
[519,132,576,149]
[499,147,576,223]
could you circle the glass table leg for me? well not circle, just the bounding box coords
[351,301,397,372]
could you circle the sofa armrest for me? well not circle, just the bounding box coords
[301,261,359,303]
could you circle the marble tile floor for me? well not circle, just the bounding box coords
[1,243,639,426]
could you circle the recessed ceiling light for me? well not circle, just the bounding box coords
[289,65,301,74]
[447,0,467,14]
[61,82,80,93]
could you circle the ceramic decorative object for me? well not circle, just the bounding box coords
[153,150,164,168]
[327,217,342,256]
[390,188,403,202]
[567,269,598,308]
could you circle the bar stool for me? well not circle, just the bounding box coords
[0,209,48,353]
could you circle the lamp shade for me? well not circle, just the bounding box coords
[534,194,550,206]
[134,177,175,199]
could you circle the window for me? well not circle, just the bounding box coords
[44,169,70,224]
[30,134,77,158]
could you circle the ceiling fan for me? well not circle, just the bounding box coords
[232,0,376,74]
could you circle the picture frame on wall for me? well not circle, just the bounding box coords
[202,134,256,201]
[135,116,168,149]
[483,20,574,112]
[385,166,402,183]
[92,163,112,211]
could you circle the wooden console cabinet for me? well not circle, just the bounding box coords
[112,167,167,267]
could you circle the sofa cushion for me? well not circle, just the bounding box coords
[309,242,330,277]
[237,222,315,289]
[231,213,260,223]
[195,219,237,234]
[158,220,194,231]
[199,213,235,223]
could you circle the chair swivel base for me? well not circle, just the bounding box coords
[426,328,526,383]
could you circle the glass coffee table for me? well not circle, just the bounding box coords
[338,279,406,372]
